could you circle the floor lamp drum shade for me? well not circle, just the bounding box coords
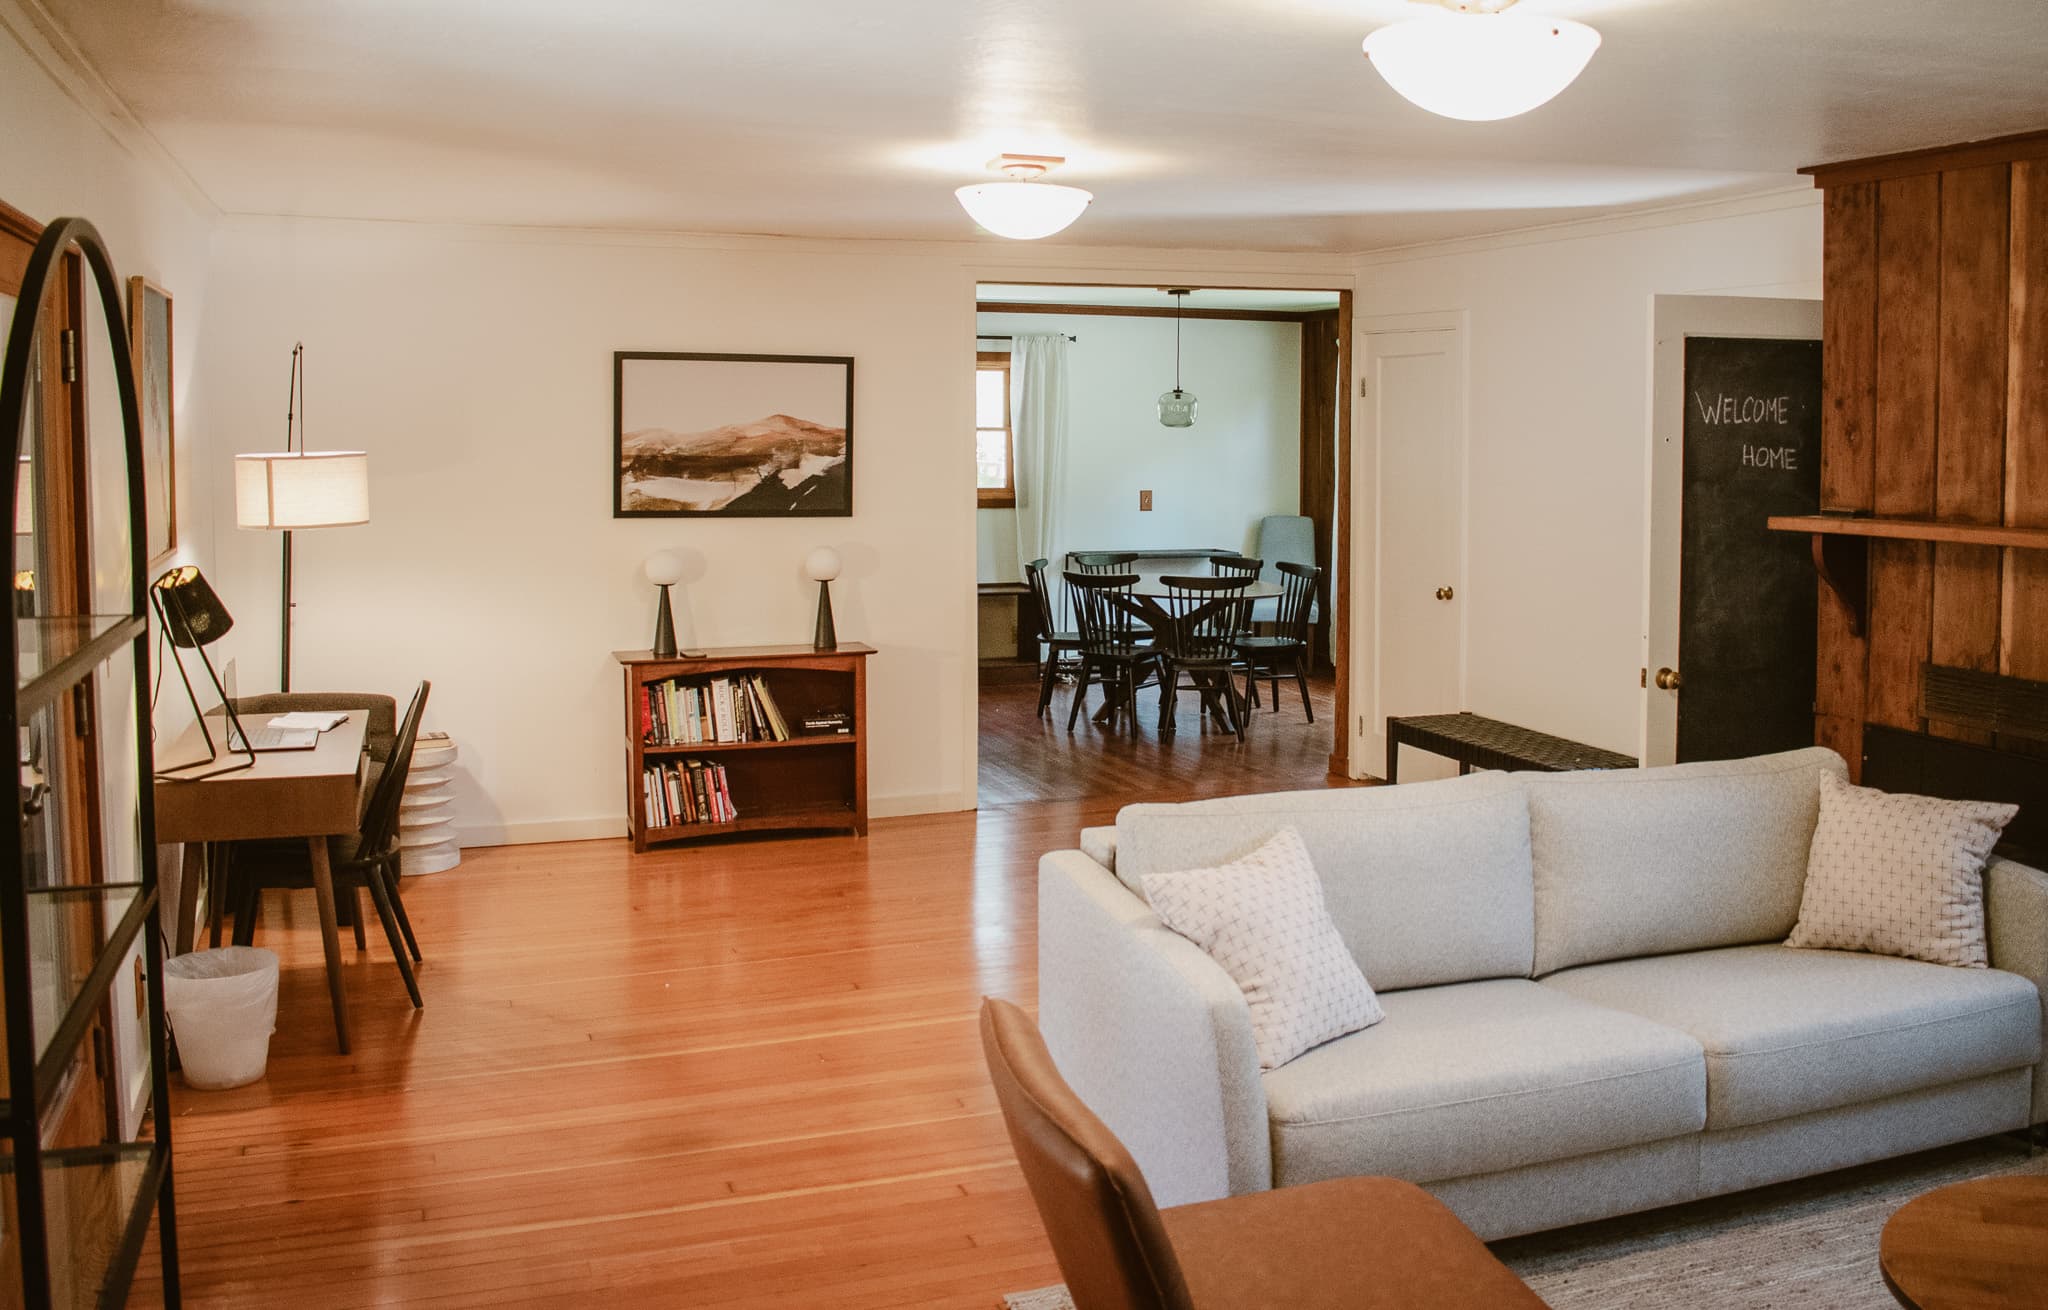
[235,451,371,529]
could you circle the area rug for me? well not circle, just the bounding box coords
[1003,1137,2047,1310]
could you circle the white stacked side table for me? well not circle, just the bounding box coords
[401,731,461,875]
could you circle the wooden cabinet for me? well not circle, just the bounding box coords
[613,644,872,852]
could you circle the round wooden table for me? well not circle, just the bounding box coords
[1879,1174,2048,1309]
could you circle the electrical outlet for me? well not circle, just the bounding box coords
[1139,489,1153,511]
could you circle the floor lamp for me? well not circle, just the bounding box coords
[234,344,370,691]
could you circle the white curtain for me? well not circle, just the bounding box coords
[1009,332,1069,583]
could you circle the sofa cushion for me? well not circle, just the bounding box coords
[1540,944,2042,1130]
[1523,747,1846,975]
[1262,979,1704,1187]
[1142,828,1386,1071]
[1786,771,2016,967]
[1113,774,1534,991]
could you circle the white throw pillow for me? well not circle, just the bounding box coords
[1140,827,1384,1069]
[1786,771,2017,967]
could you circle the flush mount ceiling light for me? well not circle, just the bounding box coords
[1363,0,1601,122]
[955,154,1093,240]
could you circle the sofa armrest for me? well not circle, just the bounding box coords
[1987,855,2048,1125]
[1037,849,1270,1205]
[1078,825,1117,871]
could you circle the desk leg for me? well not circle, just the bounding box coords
[1385,718,1401,784]
[308,838,352,1054]
[173,843,204,957]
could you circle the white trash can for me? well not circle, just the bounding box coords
[164,947,280,1090]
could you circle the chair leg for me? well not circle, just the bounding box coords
[363,868,424,1009]
[1067,658,1093,730]
[208,843,230,949]
[231,874,260,947]
[1036,648,1060,717]
[384,863,423,963]
[1294,651,1315,722]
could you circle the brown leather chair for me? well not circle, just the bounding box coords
[979,998,1550,1310]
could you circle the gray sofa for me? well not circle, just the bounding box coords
[1038,748,2048,1241]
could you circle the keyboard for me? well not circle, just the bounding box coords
[228,724,319,752]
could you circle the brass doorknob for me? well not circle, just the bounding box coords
[1655,667,1682,691]
[1435,586,1454,601]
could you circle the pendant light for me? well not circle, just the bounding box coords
[955,154,1093,240]
[1158,290,1198,429]
[1363,0,1600,122]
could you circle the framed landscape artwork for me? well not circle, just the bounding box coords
[614,352,854,517]
[127,276,176,562]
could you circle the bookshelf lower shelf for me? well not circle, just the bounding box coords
[615,643,872,853]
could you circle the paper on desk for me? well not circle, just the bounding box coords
[268,711,349,731]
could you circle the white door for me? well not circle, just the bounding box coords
[1645,296,1823,766]
[1356,324,1465,781]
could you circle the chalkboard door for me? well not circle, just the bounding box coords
[1676,336,1822,762]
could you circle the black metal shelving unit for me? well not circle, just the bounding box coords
[0,218,180,1306]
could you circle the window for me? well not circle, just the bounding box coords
[975,351,1014,508]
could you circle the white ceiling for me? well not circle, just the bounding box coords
[37,0,2048,252]
[979,285,1342,311]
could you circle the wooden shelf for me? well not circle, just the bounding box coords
[1767,516,2048,640]
[1766,515,2048,549]
[642,735,857,754]
[617,644,871,852]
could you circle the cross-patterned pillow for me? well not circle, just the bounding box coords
[1141,827,1384,1069]
[1786,771,2017,967]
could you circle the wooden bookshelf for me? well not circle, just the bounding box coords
[614,643,872,851]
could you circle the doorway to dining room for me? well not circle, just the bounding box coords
[972,282,1351,806]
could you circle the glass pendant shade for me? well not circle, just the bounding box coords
[1363,10,1600,121]
[954,181,1094,240]
[1158,389,1198,428]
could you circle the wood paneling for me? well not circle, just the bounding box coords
[1931,166,2011,741]
[1812,134,2046,769]
[2007,160,2048,684]
[1866,174,1941,732]
[1818,184,1877,770]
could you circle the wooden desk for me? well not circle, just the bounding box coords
[1384,712,1636,783]
[154,714,369,1052]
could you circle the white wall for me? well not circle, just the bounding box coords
[191,218,1351,843]
[975,311,1301,582]
[1349,191,1823,769]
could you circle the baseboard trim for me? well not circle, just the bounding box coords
[455,791,976,848]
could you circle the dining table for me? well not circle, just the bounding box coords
[1097,573,1283,732]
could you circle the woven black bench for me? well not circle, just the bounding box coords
[1385,712,1637,783]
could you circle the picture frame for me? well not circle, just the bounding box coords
[126,276,175,563]
[613,352,854,518]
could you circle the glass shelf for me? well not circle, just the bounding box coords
[7,884,152,1115]
[16,614,145,716]
[0,1141,163,1309]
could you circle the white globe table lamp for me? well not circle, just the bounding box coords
[644,549,685,658]
[805,547,842,651]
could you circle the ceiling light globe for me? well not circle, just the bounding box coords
[1363,10,1600,122]
[954,182,1094,240]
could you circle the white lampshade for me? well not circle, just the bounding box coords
[803,546,842,582]
[235,451,370,529]
[643,549,685,586]
[954,181,1094,241]
[1363,9,1600,122]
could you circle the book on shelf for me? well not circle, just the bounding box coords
[800,709,853,735]
[641,757,737,828]
[640,673,794,746]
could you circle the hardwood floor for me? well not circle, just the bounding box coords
[133,677,1359,1308]
[977,669,1343,806]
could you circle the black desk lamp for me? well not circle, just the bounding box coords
[151,566,256,779]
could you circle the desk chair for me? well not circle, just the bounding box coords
[229,682,430,1008]
[979,998,1549,1310]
